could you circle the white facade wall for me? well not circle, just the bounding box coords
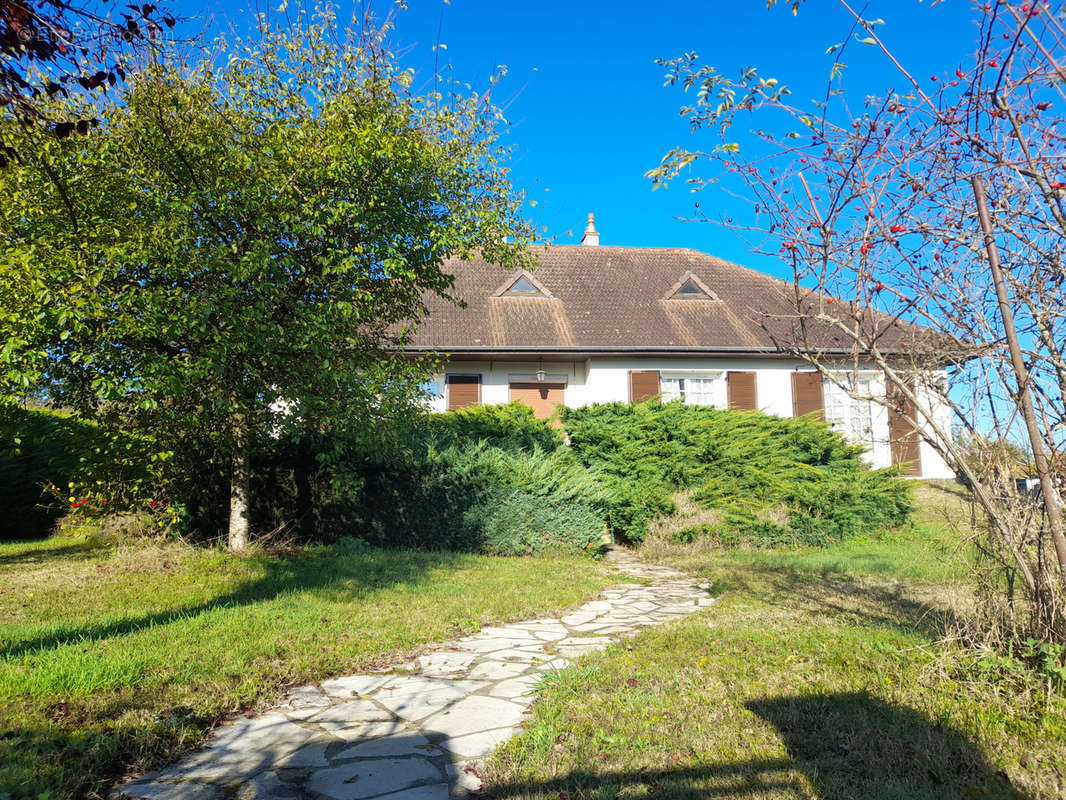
[426,357,955,479]
[916,381,956,480]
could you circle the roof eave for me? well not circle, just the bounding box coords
[400,344,920,358]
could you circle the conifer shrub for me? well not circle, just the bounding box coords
[421,402,564,452]
[317,421,608,556]
[473,486,604,557]
[560,401,912,546]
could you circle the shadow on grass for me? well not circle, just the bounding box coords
[484,692,1026,800]
[0,545,465,658]
[718,563,963,641]
[747,691,1025,799]
[0,539,109,568]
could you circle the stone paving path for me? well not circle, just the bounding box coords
[115,550,714,800]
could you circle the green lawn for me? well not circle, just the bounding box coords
[0,535,612,800]
[484,483,1066,800]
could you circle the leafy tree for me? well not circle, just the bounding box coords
[0,9,530,550]
[650,1,1066,641]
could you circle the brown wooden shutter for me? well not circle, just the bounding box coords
[727,371,758,411]
[446,374,480,410]
[629,370,660,402]
[888,377,923,476]
[791,372,825,419]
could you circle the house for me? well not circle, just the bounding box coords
[409,215,955,480]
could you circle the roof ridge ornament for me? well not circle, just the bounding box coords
[581,213,600,246]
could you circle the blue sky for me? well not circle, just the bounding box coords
[202,0,981,280]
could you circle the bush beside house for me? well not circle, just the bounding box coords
[561,401,913,546]
[4,401,911,551]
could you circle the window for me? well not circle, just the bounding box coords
[663,271,721,301]
[494,271,553,298]
[660,373,723,407]
[676,279,705,296]
[507,276,539,293]
[824,376,876,447]
[446,374,481,409]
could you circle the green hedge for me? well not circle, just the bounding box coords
[560,401,912,546]
[4,400,912,552]
[0,407,153,540]
[420,402,565,453]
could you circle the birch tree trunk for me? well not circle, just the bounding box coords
[228,414,251,552]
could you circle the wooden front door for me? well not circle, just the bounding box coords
[509,382,565,420]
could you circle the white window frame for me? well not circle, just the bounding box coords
[659,371,727,408]
[823,371,881,448]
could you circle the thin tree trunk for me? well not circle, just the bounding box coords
[228,414,251,552]
[971,175,1066,580]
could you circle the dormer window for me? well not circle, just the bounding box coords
[676,279,704,296]
[508,276,539,294]
[664,271,720,301]
[493,270,553,299]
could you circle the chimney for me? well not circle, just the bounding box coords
[581,213,600,246]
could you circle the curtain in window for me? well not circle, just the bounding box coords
[824,378,875,447]
[661,376,719,406]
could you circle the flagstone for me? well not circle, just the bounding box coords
[283,685,331,708]
[116,781,221,800]
[153,716,317,781]
[418,651,478,677]
[532,629,568,641]
[482,648,546,664]
[438,726,525,759]
[306,758,442,800]
[474,626,537,639]
[310,702,394,725]
[487,674,541,699]
[374,678,487,722]
[335,732,435,760]
[420,695,527,739]
[325,720,408,741]
[277,740,331,768]
[453,638,513,654]
[465,660,529,681]
[235,771,300,800]
[319,674,396,699]
[445,762,484,795]
[374,784,451,800]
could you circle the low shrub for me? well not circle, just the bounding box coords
[301,421,608,557]
[473,486,604,557]
[561,401,912,546]
[669,523,718,544]
[421,402,565,453]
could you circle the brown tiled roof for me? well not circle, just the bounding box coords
[407,245,941,357]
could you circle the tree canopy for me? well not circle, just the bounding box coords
[0,9,530,548]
